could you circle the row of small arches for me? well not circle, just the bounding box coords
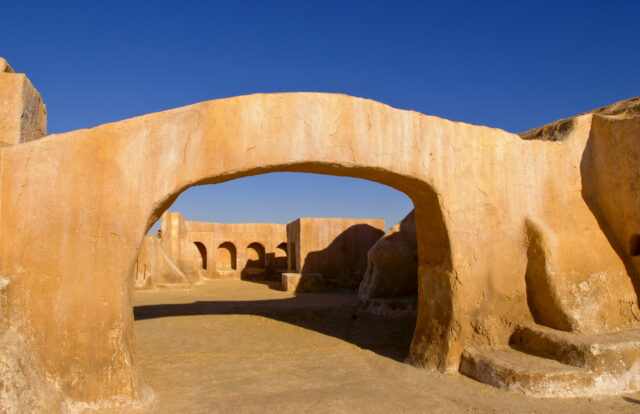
[192,241,288,271]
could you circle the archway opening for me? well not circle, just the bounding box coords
[132,170,452,408]
[194,241,207,270]
[217,242,237,270]
[245,242,266,269]
[275,242,288,271]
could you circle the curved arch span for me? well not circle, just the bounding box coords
[3,92,492,402]
[124,93,456,379]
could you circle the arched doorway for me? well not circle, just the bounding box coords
[6,93,462,403]
[193,241,207,270]
[217,242,237,271]
[245,242,266,269]
[275,242,288,270]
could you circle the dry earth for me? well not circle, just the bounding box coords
[133,280,640,413]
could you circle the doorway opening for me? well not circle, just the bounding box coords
[217,242,237,270]
[194,242,207,270]
[275,242,288,271]
[132,171,451,408]
[246,242,266,269]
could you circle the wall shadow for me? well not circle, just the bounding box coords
[241,244,284,284]
[134,293,416,362]
[240,266,282,289]
[240,267,268,280]
[301,224,384,290]
[580,124,640,298]
[275,243,288,270]
[239,223,385,292]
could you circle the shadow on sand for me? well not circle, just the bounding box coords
[134,285,417,363]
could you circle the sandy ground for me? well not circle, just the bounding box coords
[133,280,640,413]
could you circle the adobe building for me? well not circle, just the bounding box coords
[135,211,287,289]
[135,211,384,291]
[186,220,287,279]
[134,212,207,290]
[286,218,385,289]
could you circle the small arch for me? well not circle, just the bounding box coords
[630,234,640,257]
[193,242,207,270]
[246,242,266,268]
[275,242,288,270]
[217,242,237,270]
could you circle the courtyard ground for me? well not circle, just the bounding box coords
[133,280,640,413]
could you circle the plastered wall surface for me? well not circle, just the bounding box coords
[287,218,385,289]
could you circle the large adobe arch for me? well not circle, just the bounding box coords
[0,92,638,405]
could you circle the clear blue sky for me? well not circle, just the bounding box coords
[2,1,638,230]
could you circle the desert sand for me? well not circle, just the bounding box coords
[133,280,640,413]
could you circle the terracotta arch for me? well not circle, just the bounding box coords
[2,92,556,404]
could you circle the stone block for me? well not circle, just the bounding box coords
[0,64,46,146]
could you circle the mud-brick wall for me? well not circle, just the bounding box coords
[287,218,385,289]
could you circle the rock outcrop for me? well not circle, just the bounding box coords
[358,210,418,316]
[519,96,640,141]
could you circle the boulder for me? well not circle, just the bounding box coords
[358,210,417,312]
